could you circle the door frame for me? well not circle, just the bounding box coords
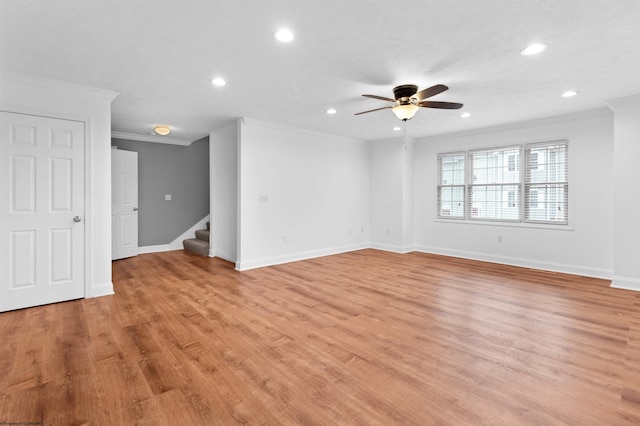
[1,103,94,298]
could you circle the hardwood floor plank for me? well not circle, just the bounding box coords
[2,249,640,424]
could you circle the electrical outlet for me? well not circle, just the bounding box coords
[497,235,503,243]
[165,194,172,201]
[259,195,268,203]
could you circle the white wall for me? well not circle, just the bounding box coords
[370,138,404,251]
[236,118,369,270]
[369,136,415,253]
[209,121,238,262]
[608,95,640,290]
[413,109,615,278]
[0,72,118,297]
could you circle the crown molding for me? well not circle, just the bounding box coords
[240,117,367,146]
[605,94,640,111]
[111,131,193,146]
[0,71,119,101]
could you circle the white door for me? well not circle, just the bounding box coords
[0,111,85,312]
[111,148,138,260]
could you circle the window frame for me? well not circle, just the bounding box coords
[437,152,466,220]
[436,140,569,226]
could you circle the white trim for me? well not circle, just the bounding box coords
[137,215,210,254]
[611,276,640,292]
[414,244,612,279]
[111,131,194,146]
[236,242,369,271]
[241,117,367,146]
[211,251,236,263]
[138,244,173,254]
[91,281,115,298]
[0,71,119,101]
[369,242,414,254]
[419,108,612,141]
[606,94,640,111]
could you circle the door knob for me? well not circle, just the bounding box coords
[133,207,139,211]
[73,216,82,222]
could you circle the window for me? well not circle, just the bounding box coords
[437,153,465,219]
[524,142,568,224]
[467,146,520,221]
[437,140,568,225]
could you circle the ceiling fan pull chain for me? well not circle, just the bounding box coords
[403,120,407,150]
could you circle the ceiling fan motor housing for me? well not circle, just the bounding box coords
[393,84,418,103]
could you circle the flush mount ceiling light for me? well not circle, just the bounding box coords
[326,108,337,115]
[211,77,226,86]
[520,43,547,56]
[460,112,471,118]
[154,125,171,136]
[274,28,294,42]
[561,90,579,97]
[393,126,401,131]
[392,104,420,121]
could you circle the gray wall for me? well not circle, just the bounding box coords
[111,136,210,246]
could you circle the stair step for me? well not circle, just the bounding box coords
[183,238,209,257]
[195,229,210,241]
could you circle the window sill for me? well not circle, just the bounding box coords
[434,218,574,231]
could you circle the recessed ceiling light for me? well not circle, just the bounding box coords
[326,108,337,115]
[211,77,226,86]
[460,112,471,118]
[274,28,294,42]
[154,125,171,136]
[393,126,401,131]
[520,43,547,56]
[561,90,578,98]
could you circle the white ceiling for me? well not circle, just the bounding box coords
[1,0,639,142]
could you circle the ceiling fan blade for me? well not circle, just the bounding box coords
[418,100,463,110]
[354,105,394,115]
[362,94,397,102]
[415,84,449,101]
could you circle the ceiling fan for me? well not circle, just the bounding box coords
[355,84,463,121]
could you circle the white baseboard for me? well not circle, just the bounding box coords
[413,244,613,280]
[138,244,172,254]
[211,249,236,263]
[91,281,114,298]
[611,276,640,292]
[138,215,210,254]
[369,242,415,254]
[236,242,369,271]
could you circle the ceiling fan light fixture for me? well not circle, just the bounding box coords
[154,125,171,136]
[392,104,419,121]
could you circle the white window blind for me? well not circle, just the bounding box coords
[437,152,465,218]
[467,146,521,221]
[524,141,568,224]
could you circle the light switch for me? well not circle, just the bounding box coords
[259,195,268,203]
[165,194,172,201]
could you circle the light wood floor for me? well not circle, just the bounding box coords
[1,249,640,425]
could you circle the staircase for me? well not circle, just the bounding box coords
[183,221,210,256]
